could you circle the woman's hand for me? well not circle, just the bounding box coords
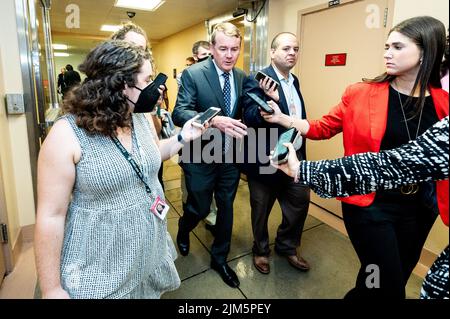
[259,77,279,102]
[180,115,209,142]
[260,100,287,125]
[270,143,301,178]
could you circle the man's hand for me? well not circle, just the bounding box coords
[259,77,279,102]
[211,116,248,139]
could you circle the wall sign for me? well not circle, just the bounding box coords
[328,0,340,7]
[325,53,347,66]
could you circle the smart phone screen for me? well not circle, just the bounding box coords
[195,107,221,125]
[153,73,168,87]
[246,92,274,114]
[271,128,298,164]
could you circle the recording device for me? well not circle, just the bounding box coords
[271,128,298,164]
[246,92,274,114]
[193,107,221,127]
[255,71,279,91]
[149,72,168,100]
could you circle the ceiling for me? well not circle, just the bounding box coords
[49,0,240,53]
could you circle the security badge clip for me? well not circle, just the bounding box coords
[150,196,169,220]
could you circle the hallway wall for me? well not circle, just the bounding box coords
[267,0,449,258]
[152,22,207,111]
[0,0,36,249]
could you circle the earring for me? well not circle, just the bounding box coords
[420,57,423,64]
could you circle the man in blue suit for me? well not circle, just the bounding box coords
[242,32,311,275]
[172,22,247,288]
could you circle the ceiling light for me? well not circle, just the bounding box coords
[52,44,68,50]
[54,52,70,57]
[100,24,121,32]
[114,0,165,11]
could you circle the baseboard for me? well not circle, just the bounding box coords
[309,204,436,279]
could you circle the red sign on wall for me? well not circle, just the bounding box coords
[325,53,347,66]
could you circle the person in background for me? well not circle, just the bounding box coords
[57,67,66,98]
[62,64,81,97]
[176,57,196,88]
[261,16,448,298]
[172,22,247,288]
[273,116,449,299]
[192,40,211,63]
[242,32,310,275]
[34,40,206,299]
[111,22,166,190]
[440,30,449,92]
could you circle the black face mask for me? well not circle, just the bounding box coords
[128,82,161,113]
[197,55,211,63]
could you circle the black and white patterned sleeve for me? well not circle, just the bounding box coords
[298,116,449,198]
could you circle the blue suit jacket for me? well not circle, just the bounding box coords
[241,65,307,181]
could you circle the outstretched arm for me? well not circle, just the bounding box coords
[274,117,449,198]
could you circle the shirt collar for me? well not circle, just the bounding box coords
[272,64,293,84]
[212,59,232,78]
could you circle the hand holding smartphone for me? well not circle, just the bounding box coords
[192,107,221,128]
[271,128,299,164]
[246,92,274,114]
[255,71,279,91]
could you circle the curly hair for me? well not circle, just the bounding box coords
[63,40,150,136]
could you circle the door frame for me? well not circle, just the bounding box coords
[295,0,394,218]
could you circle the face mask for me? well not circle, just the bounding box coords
[197,55,211,63]
[128,82,161,113]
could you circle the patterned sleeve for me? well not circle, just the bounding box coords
[298,116,449,198]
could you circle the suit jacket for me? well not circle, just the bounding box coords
[241,65,307,182]
[306,81,449,223]
[172,57,246,162]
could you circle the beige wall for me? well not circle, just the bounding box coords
[0,0,36,248]
[267,0,449,256]
[152,22,208,111]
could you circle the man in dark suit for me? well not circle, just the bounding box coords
[62,64,81,97]
[172,22,247,288]
[241,32,311,275]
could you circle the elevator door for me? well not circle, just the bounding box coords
[298,0,391,217]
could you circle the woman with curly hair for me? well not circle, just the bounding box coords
[34,40,206,299]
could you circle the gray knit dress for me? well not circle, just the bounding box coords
[59,113,180,299]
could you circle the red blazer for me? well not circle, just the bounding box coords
[306,82,449,226]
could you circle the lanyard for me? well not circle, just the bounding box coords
[111,133,152,195]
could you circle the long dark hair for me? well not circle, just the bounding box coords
[63,40,150,136]
[364,16,446,118]
[441,30,449,78]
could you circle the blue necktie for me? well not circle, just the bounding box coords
[222,72,232,152]
[222,72,231,116]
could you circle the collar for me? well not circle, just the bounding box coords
[272,64,293,84]
[212,59,233,78]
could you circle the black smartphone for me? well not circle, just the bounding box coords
[271,128,298,164]
[193,107,221,127]
[152,73,168,88]
[246,92,274,114]
[255,71,279,90]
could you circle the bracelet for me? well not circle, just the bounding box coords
[288,119,294,129]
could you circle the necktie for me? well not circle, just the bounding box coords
[222,72,232,153]
[222,72,231,116]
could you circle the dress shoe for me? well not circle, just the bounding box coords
[176,230,190,256]
[205,223,216,236]
[286,254,310,271]
[253,255,270,274]
[211,261,240,288]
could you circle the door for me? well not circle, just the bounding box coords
[0,159,9,286]
[298,0,392,217]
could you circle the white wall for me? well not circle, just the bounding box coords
[0,0,36,247]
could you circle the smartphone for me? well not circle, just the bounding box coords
[271,128,298,164]
[255,71,279,91]
[153,73,168,87]
[193,107,221,127]
[148,73,168,102]
[246,92,274,114]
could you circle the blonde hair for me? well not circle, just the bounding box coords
[210,22,241,45]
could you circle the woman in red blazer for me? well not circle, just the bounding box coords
[261,16,448,299]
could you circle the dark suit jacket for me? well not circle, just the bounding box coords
[172,57,246,162]
[241,65,307,182]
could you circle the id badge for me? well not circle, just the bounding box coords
[150,196,169,220]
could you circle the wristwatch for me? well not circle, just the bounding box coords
[177,132,188,145]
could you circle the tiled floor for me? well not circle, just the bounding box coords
[0,156,423,299]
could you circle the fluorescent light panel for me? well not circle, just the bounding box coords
[52,44,68,50]
[54,52,70,57]
[100,24,122,32]
[114,0,165,11]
